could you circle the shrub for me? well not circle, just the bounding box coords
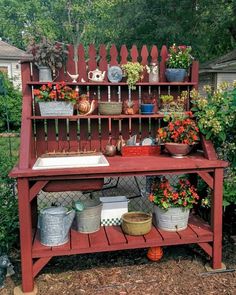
[0,72,22,132]
[0,153,19,253]
[191,82,236,206]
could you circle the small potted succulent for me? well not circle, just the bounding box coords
[149,176,200,231]
[165,44,193,82]
[27,37,68,82]
[160,94,174,112]
[121,62,144,90]
[33,82,79,116]
[156,112,199,157]
[140,93,156,114]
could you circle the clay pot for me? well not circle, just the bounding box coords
[105,138,116,157]
[147,246,163,261]
[78,94,90,114]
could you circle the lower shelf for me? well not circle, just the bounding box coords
[32,215,213,258]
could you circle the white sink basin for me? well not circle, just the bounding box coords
[32,154,109,170]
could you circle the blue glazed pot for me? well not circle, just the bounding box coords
[165,68,186,82]
[140,104,154,114]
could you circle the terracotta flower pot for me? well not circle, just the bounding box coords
[165,143,193,158]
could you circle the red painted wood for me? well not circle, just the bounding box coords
[66,44,76,82]
[35,120,47,156]
[88,44,97,71]
[120,45,129,65]
[47,119,58,152]
[211,168,224,269]
[17,178,34,292]
[79,118,90,151]
[78,44,87,82]
[130,45,139,62]
[150,45,158,64]
[19,63,34,169]
[89,227,109,248]
[191,61,199,87]
[197,171,214,189]
[201,135,218,160]
[43,179,104,192]
[141,45,149,82]
[157,228,180,242]
[176,226,199,242]
[90,118,101,152]
[29,180,48,201]
[33,257,52,278]
[110,44,119,66]
[58,119,69,151]
[51,239,70,252]
[160,45,168,82]
[197,242,213,257]
[124,233,146,245]
[68,120,79,151]
[70,229,90,250]
[99,44,108,81]
[105,226,127,245]
[188,215,212,238]
[144,226,163,243]
[33,231,52,252]
[100,118,110,151]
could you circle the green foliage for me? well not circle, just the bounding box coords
[0,137,19,253]
[191,83,236,206]
[166,44,193,69]
[0,73,22,132]
[27,37,68,73]
[121,62,144,90]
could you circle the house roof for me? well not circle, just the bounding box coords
[0,40,32,60]
[200,49,236,73]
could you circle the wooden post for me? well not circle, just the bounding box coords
[211,168,224,269]
[17,178,34,292]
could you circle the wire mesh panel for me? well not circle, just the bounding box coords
[37,174,186,213]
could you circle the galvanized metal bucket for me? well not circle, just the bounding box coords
[38,66,52,82]
[39,206,75,246]
[75,199,102,233]
[154,206,190,232]
[38,101,74,116]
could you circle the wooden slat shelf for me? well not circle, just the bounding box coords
[27,81,198,86]
[28,114,165,120]
[32,215,213,258]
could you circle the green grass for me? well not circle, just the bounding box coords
[0,136,20,162]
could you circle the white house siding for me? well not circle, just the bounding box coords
[217,73,236,88]
[0,59,22,90]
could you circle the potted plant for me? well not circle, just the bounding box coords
[140,93,156,114]
[160,94,174,113]
[33,82,79,116]
[27,37,68,82]
[165,44,193,82]
[146,63,159,83]
[149,176,200,231]
[121,62,144,90]
[156,112,199,157]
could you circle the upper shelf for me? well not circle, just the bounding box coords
[27,81,198,87]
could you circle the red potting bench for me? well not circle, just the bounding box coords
[10,44,227,293]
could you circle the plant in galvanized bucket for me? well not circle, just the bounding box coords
[33,82,79,116]
[156,112,199,158]
[149,176,200,231]
[121,62,144,90]
[165,44,193,82]
[27,37,68,81]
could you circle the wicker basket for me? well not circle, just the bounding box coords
[98,101,122,115]
[121,212,152,236]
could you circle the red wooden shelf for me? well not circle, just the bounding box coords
[28,114,165,120]
[27,81,198,87]
[32,215,213,258]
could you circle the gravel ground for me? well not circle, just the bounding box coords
[1,236,236,295]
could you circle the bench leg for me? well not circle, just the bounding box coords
[18,178,34,292]
[211,169,223,269]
